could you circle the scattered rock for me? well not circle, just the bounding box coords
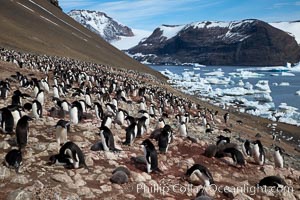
[0,140,10,149]
[100,184,112,192]
[11,175,29,184]
[7,189,32,200]
[112,166,131,177]
[51,174,73,183]
[110,171,128,184]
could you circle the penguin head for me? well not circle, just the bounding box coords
[49,155,58,165]
[23,115,33,122]
[141,139,154,149]
[275,146,284,153]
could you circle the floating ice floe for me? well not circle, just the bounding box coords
[255,80,271,93]
[279,82,290,86]
[278,103,298,113]
[204,69,224,76]
[296,90,300,96]
[254,93,273,102]
[281,72,295,76]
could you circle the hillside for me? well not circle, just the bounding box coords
[0,0,164,80]
[128,20,300,66]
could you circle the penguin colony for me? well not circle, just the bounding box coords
[0,47,298,199]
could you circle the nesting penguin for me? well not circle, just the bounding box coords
[16,115,32,149]
[274,146,284,168]
[252,140,265,165]
[55,119,70,146]
[50,141,88,169]
[223,148,246,166]
[141,139,160,173]
[4,149,22,173]
[157,125,173,153]
[185,164,214,187]
[258,176,287,188]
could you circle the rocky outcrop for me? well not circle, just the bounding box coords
[129,19,300,66]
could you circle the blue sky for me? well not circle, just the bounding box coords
[60,0,300,30]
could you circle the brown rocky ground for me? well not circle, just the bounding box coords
[0,60,299,200]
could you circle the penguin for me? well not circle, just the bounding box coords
[138,110,150,129]
[16,115,33,149]
[53,85,60,98]
[136,116,147,137]
[53,141,89,169]
[0,82,10,99]
[178,121,188,137]
[224,113,229,124]
[149,103,156,118]
[8,105,22,129]
[216,135,230,146]
[241,139,252,158]
[158,125,173,153]
[61,100,70,112]
[123,121,138,145]
[69,101,83,125]
[223,148,246,166]
[252,140,265,165]
[274,146,284,168]
[94,102,104,120]
[99,126,121,152]
[32,100,42,119]
[55,119,70,146]
[49,151,73,167]
[101,115,113,129]
[141,139,160,173]
[4,149,22,173]
[106,103,117,116]
[155,118,165,129]
[0,107,14,133]
[115,109,128,126]
[258,176,287,188]
[36,89,44,106]
[185,164,214,187]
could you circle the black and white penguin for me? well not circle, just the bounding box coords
[149,103,156,118]
[106,103,117,116]
[94,102,104,120]
[223,148,246,166]
[155,118,165,129]
[224,112,229,124]
[0,82,10,99]
[32,100,43,119]
[216,135,230,146]
[61,100,70,112]
[101,114,113,129]
[99,126,121,152]
[115,109,128,126]
[79,99,87,113]
[138,110,150,129]
[178,121,188,137]
[55,119,70,146]
[0,107,14,133]
[185,164,214,187]
[194,188,213,200]
[69,101,83,125]
[52,141,89,169]
[36,89,44,106]
[8,105,22,129]
[158,125,173,153]
[4,149,22,173]
[252,140,265,165]
[141,139,160,173]
[123,121,138,145]
[53,85,60,98]
[137,116,147,137]
[258,176,287,188]
[16,115,33,149]
[241,140,252,158]
[274,146,284,168]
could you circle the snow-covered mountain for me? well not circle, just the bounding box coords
[270,21,300,44]
[128,19,300,66]
[68,10,134,42]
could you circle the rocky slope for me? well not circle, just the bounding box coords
[128,19,300,66]
[0,48,299,200]
[68,10,134,42]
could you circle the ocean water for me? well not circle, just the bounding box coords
[149,65,300,126]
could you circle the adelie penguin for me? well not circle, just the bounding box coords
[55,119,70,146]
[178,121,188,137]
[123,120,138,145]
[94,102,103,120]
[141,139,160,173]
[49,141,89,170]
[257,176,287,188]
[32,100,43,119]
[70,101,83,125]
[4,149,22,173]
[0,107,14,134]
[223,148,246,167]
[158,125,173,153]
[274,146,284,168]
[252,140,265,165]
[216,135,230,146]
[16,115,33,149]
[36,89,45,106]
[224,112,229,124]
[136,116,147,138]
[93,126,121,152]
[185,164,214,187]
[241,139,252,158]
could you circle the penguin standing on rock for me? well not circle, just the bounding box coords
[241,140,252,158]
[32,100,43,119]
[0,107,14,133]
[274,146,284,168]
[185,164,214,187]
[16,115,33,149]
[4,149,22,173]
[36,89,45,106]
[141,139,160,173]
[55,119,70,146]
[98,126,121,152]
[158,125,173,153]
[252,140,265,165]
[123,121,138,145]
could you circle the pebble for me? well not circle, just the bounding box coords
[11,175,29,185]
[0,141,10,149]
[100,184,112,192]
[7,189,32,200]
[110,171,128,184]
[51,174,73,183]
